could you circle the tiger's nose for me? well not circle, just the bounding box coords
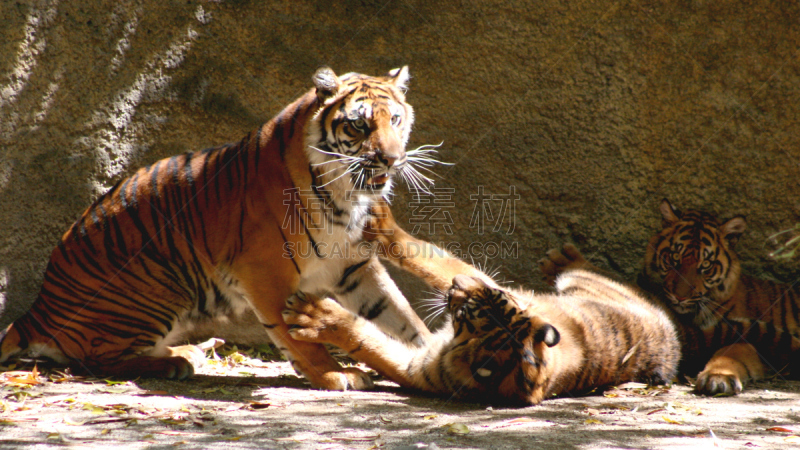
[375,149,402,168]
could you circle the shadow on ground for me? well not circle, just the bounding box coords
[2,355,799,450]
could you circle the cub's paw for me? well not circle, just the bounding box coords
[282,292,353,344]
[314,367,375,391]
[694,368,743,396]
[538,243,593,286]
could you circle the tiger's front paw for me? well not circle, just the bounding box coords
[538,243,593,286]
[282,292,353,345]
[694,344,762,396]
[694,368,744,396]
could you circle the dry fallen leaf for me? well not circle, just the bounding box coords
[331,435,381,442]
[767,427,794,433]
[508,417,537,424]
[584,419,603,425]
[616,382,648,390]
[64,417,87,426]
[138,390,169,396]
[445,423,469,435]
[157,430,204,436]
[3,371,41,386]
[662,416,683,425]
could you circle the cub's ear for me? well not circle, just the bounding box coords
[659,198,681,227]
[387,66,410,91]
[313,67,341,104]
[720,215,747,248]
[534,324,560,347]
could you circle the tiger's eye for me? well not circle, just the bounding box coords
[391,114,401,126]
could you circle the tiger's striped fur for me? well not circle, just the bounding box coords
[641,199,800,394]
[283,270,679,405]
[541,243,800,395]
[0,66,483,390]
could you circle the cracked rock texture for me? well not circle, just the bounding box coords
[1,1,799,340]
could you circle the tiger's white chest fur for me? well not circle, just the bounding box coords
[296,191,376,295]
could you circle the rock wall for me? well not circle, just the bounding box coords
[2,0,799,337]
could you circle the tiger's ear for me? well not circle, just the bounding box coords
[533,324,560,347]
[720,215,747,248]
[388,66,410,91]
[659,198,681,227]
[313,67,341,104]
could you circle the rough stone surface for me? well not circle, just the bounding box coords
[2,0,799,339]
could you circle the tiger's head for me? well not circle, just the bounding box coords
[307,66,435,200]
[442,275,561,405]
[644,199,746,328]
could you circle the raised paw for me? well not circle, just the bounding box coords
[282,291,354,344]
[694,369,743,396]
[538,243,593,286]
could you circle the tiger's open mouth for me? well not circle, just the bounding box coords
[367,173,390,186]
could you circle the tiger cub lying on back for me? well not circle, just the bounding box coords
[541,199,800,396]
[283,270,679,405]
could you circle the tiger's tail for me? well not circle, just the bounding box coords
[0,312,64,365]
[0,321,26,365]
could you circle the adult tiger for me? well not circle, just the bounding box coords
[283,269,680,405]
[0,66,488,390]
[640,199,800,395]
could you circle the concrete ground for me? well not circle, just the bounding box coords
[1,347,799,450]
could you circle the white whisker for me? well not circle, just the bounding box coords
[309,145,360,160]
[318,163,348,179]
[318,160,360,188]
[423,305,448,328]
[402,165,435,195]
[311,157,355,167]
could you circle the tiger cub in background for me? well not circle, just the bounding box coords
[541,199,800,396]
[0,66,490,390]
[641,199,800,394]
[283,269,680,405]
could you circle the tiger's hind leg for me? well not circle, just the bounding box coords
[694,343,765,396]
[538,243,600,285]
[69,338,224,380]
[72,356,196,380]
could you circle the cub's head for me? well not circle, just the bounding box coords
[307,66,436,198]
[443,275,561,405]
[644,199,745,328]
